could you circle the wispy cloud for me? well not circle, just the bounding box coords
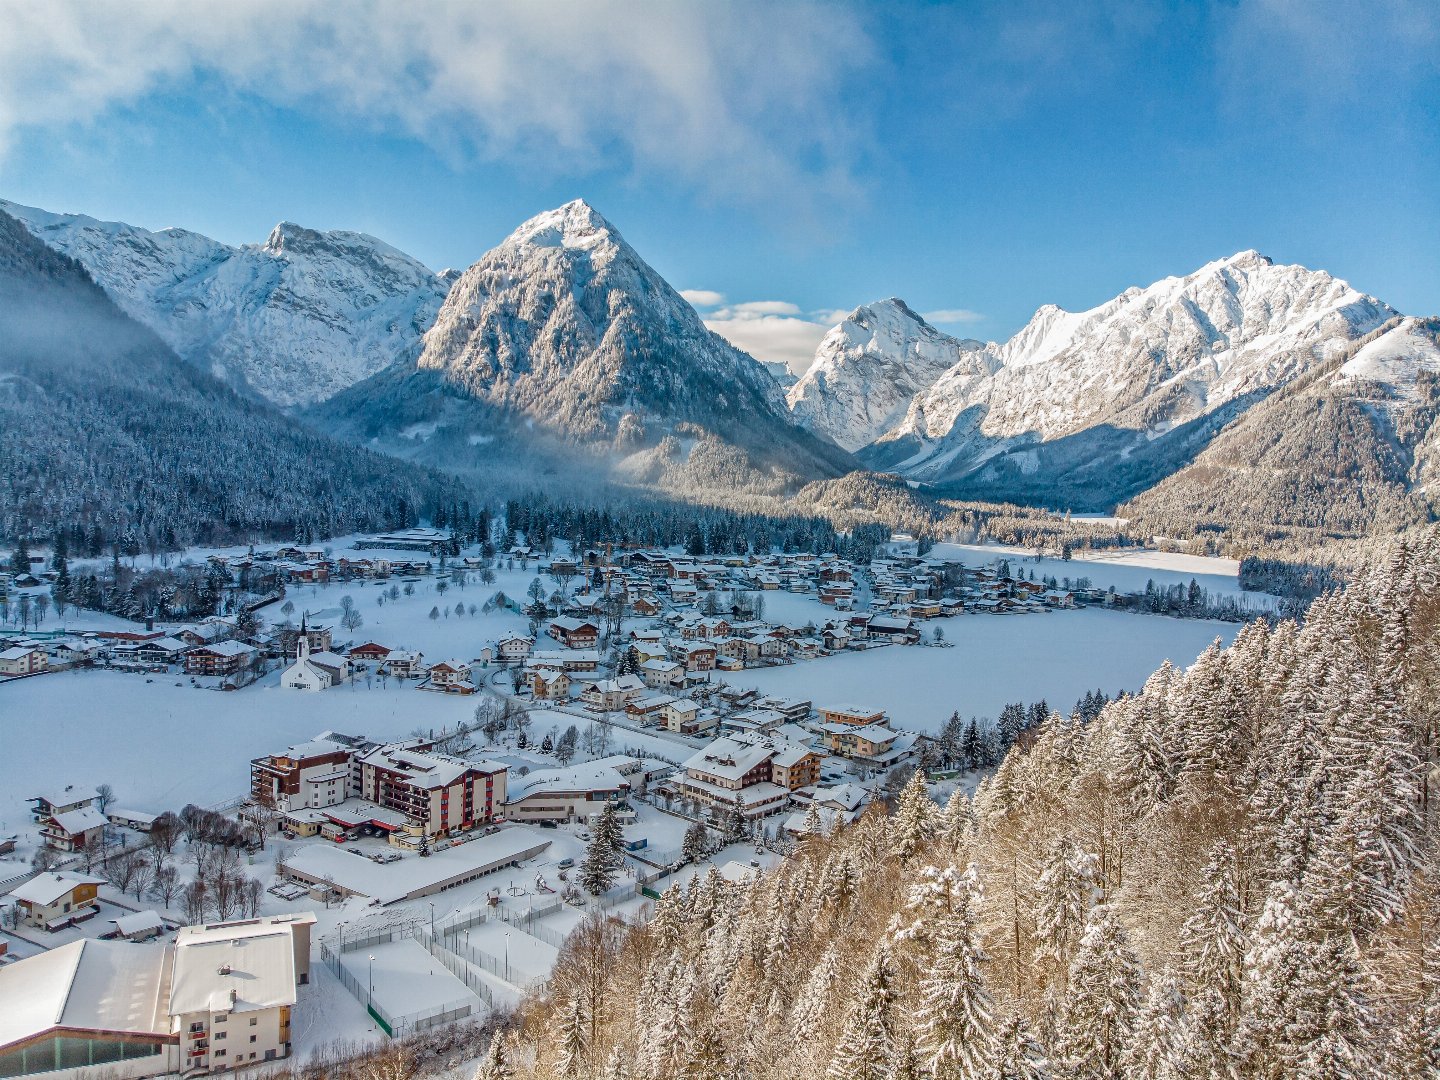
[699,297,848,373]
[680,289,725,308]
[922,308,986,325]
[0,0,873,221]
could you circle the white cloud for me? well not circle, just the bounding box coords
[718,300,802,318]
[922,308,986,325]
[701,297,850,373]
[680,289,725,308]
[0,0,871,216]
[705,314,831,375]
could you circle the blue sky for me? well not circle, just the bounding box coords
[1,0,1436,371]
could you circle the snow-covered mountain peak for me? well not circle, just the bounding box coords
[787,296,995,451]
[501,199,617,254]
[3,198,450,405]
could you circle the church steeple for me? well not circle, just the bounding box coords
[298,613,310,661]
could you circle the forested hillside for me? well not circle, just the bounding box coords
[488,526,1440,1079]
[0,210,466,547]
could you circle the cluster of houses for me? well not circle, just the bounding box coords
[0,615,268,686]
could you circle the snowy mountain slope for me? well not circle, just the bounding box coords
[789,251,1405,508]
[786,299,994,451]
[318,200,855,484]
[0,200,450,406]
[0,208,462,543]
[1119,317,1440,539]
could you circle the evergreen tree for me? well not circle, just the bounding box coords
[826,943,898,1080]
[1052,904,1141,1080]
[580,801,624,895]
[555,995,590,1078]
[474,1030,510,1080]
[891,770,937,862]
[916,872,995,1078]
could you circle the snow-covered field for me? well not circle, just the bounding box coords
[924,542,1272,606]
[733,607,1238,728]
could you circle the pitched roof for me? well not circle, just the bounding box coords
[8,871,106,907]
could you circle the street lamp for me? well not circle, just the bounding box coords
[505,931,510,982]
[368,955,374,1009]
[428,902,435,938]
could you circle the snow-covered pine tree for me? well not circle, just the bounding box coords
[892,770,937,862]
[826,942,899,1080]
[1032,836,1097,989]
[473,1029,510,1080]
[555,995,590,1078]
[1052,904,1142,1080]
[988,1012,1050,1080]
[915,868,995,1079]
[579,801,624,895]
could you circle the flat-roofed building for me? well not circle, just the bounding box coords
[168,914,316,1073]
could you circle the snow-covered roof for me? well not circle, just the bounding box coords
[506,760,637,804]
[191,639,256,657]
[51,806,109,835]
[113,910,164,936]
[32,787,98,809]
[170,915,312,1015]
[0,939,170,1049]
[8,871,106,906]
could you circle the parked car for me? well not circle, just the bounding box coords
[558,857,575,869]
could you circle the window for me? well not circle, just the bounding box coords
[250,1036,257,1043]
[250,1018,258,1026]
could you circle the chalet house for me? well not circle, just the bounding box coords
[662,698,716,737]
[177,618,236,647]
[135,636,190,666]
[493,634,535,663]
[31,788,107,852]
[527,650,601,673]
[530,668,571,700]
[580,674,646,712]
[0,645,47,676]
[626,692,677,722]
[823,722,900,761]
[426,659,476,693]
[822,626,852,651]
[7,871,106,929]
[864,615,921,644]
[668,733,821,819]
[548,616,600,649]
[631,595,661,617]
[640,659,686,690]
[348,642,392,663]
[382,650,426,678]
[185,640,258,677]
[671,642,717,673]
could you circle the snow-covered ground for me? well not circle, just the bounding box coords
[732,607,1238,728]
[924,542,1272,605]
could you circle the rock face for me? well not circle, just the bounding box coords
[401,199,853,477]
[786,298,993,452]
[0,200,450,406]
[788,251,1409,509]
